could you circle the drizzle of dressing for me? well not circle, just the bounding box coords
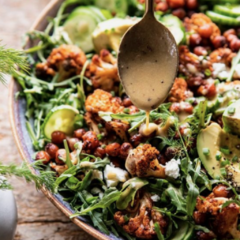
[140,116,176,137]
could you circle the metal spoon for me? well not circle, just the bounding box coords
[118,0,179,112]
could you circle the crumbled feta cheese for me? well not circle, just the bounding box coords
[104,164,129,187]
[218,71,229,80]
[212,63,229,79]
[183,128,191,136]
[151,194,160,202]
[165,159,181,179]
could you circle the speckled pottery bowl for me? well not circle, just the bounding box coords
[9,1,122,239]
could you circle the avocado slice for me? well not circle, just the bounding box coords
[197,123,240,185]
[223,99,240,136]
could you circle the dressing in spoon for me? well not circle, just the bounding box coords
[118,0,179,133]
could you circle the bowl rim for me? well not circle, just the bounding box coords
[8,1,112,239]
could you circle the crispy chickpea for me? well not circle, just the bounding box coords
[230,39,240,52]
[167,0,185,9]
[35,151,51,165]
[170,103,180,113]
[55,149,67,165]
[213,184,232,198]
[45,143,59,159]
[105,143,121,157]
[122,98,133,107]
[172,8,186,20]
[198,24,213,39]
[197,82,216,99]
[119,142,133,159]
[129,105,139,114]
[130,134,143,147]
[94,147,106,159]
[189,33,202,46]
[156,2,169,12]
[223,29,236,39]
[74,129,86,140]
[165,147,178,160]
[186,0,198,10]
[212,36,227,49]
[184,103,194,114]
[194,46,208,56]
[226,34,238,42]
[67,138,79,151]
[51,131,66,145]
[82,131,99,151]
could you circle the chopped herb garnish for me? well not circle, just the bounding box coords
[220,147,230,155]
[220,168,227,177]
[202,148,210,156]
[215,151,222,161]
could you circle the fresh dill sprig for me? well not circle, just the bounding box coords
[0,43,28,84]
[0,161,56,192]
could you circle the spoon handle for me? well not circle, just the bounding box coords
[145,0,154,15]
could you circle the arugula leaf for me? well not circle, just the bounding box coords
[54,166,78,191]
[186,175,199,217]
[154,222,165,240]
[149,179,168,192]
[77,192,110,234]
[71,189,121,216]
[165,185,187,214]
[116,178,149,210]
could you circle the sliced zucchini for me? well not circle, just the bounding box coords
[88,6,112,21]
[162,15,185,45]
[206,11,240,26]
[63,6,111,52]
[42,105,79,140]
[214,5,240,18]
[200,0,240,4]
[94,0,128,15]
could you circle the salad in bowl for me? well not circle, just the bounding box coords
[13,0,240,239]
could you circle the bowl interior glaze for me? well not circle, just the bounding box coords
[9,1,124,239]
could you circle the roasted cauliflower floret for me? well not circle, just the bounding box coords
[85,89,124,114]
[36,44,87,81]
[168,78,193,102]
[88,49,119,92]
[107,120,129,142]
[184,13,220,42]
[194,184,240,239]
[114,192,168,239]
[209,48,236,67]
[126,144,165,178]
[84,112,100,134]
[179,46,205,83]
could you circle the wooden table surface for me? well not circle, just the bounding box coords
[0,1,96,239]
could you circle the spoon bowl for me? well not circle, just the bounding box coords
[118,0,179,111]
